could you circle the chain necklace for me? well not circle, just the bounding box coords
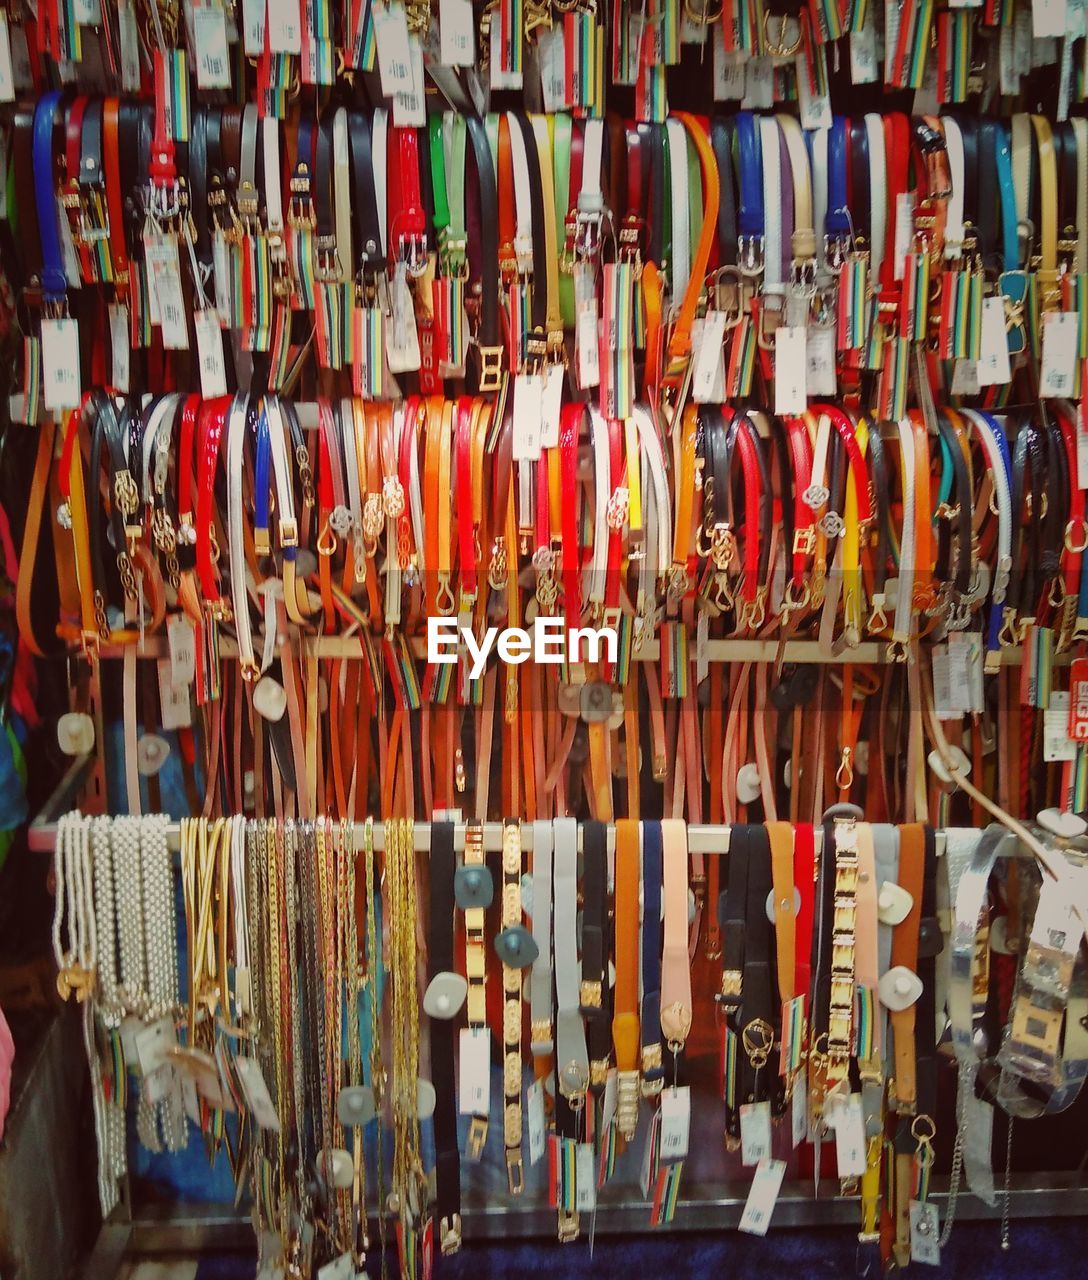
[364,818,389,1280]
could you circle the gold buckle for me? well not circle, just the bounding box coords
[477,344,505,393]
[467,1115,488,1159]
[440,1213,462,1255]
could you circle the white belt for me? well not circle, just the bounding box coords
[578,118,605,214]
[943,117,966,259]
[666,118,691,301]
[810,125,829,271]
[760,116,783,295]
[263,117,286,255]
[865,113,887,283]
[333,106,352,284]
[553,817,590,1101]
[587,408,611,609]
[226,394,257,675]
[507,112,534,271]
[778,115,814,262]
[372,109,389,260]
[964,412,1012,604]
[530,818,554,1055]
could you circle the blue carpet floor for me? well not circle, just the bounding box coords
[191,1217,1088,1279]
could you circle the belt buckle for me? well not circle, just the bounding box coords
[737,233,765,278]
[398,231,429,278]
[476,343,505,393]
[466,1115,488,1159]
[313,235,344,283]
[440,1213,462,1255]
[506,1149,525,1195]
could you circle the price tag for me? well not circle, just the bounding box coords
[712,32,746,100]
[791,1072,808,1149]
[806,326,837,395]
[168,615,197,686]
[194,6,232,88]
[1044,691,1077,761]
[540,364,564,448]
[829,1090,867,1178]
[157,659,193,729]
[267,0,301,52]
[108,303,130,394]
[527,1078,546,1165]
[576,308,601,390]
[135,1016,177,1076]
[386,264,421,373]
[1039,311,1078,397]
[72,0,101,22]
[242,0,266,53]
[575,1143,596,1210]
[796,56,832,129]
[393,34,426,127]
[909,1200,942,1266]
[774,326,807,414]
[195,310,228,397]
[439,0,474,65]
[1033,0,1067,36]
[742,56,773,109]
[739,1099,772,1166]
[950,358,980,397]
[513,372,544,461]
[692,311,727,403]
[976,297,1012,386]
[145,236,189,350]
[41,318,81,412]
[538,26,566,112]
[373,0,414,96]
[0,14,15,103]
[849,21,878,83]
[658,1086,691,1161]
[738,1158,786,1236]
[458,1027,490,1116]
[236,1055,281,1131]
[947,631,983,714]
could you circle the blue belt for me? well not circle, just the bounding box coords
[993,123,1018,274]
[254,404,272,554]
[640,820,664,1084]
[982,413,1012,655]
[826,116,851,241]
[33,92,67,304]
[735,113,764,256]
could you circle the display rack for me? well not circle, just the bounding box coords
[30,756,1088,1280]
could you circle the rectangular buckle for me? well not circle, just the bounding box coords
[477,344,505,393]
[506,1149,525,1195]
[467,1115,488,1160]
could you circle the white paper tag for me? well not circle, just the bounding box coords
[386,264,421,372]
[459,1027,490,1116]
[829,1091,867,1178]
[1033,0,1067,36]
[950,358,980,396]
[738,1158,786,1236]
[796,57,832,130]
[236,1055,281,1131]
[948,631,983,714]
[41,318,81,412]
[742,56,774,109]
[439,0,474,65]
[194,6,232,88]
[806,325,837,395]
[931,645,955,720]
[317,1254,353,1280]
[393,35,426,127]
[740,1099,772,1166]
[108,304,130,394]
[976,297,1012,386]
[791,1073,808,1149]
[692,311,727,403]
[712,33,746,100]
[195,310,228,397]
[157,659,193,729]
[659,1086,691,1161]
[576,309,601,390]
[1045,691,1077,761]
[538,26,566,112]
[540,364,564,448]
[893,193,916,282]
[0,15,15,103]
[72,0,101,22]
[513,372,544,461]
[145,236,190,350]
[1077,413,1088,489]
[267,0,301,51]
[135,1016,177,1076]
[774,326,807,414]
[373,0,414,96]
[242,0,266,53]
[909,1200,942,1266]
[168,615,197,686]
[527,1078,546,1165]
[1039,311,1079,397]
[575,1142,596,1210]
[850,21,878,83]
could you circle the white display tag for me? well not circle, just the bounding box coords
[194,6,232,88]
[393,35,426,127]
[1033,0,1067,36]
[950,358,980,396]
[739,1099,772,1167]
[658,1086,691,1161]
[236,1055,282,1131]
[909,1200,942,1266]
[829,1091,867,1178]
[791,1072,808,1149]
[976,297,1012,386]
[385,264,421,373]
[742,56,774,109]
[195,310,228,397]
[145,236,190,350]
[242,0,266,53]
[157,659,193,729]
[439,0,474,65]
[0,15,15,103]
[538,26,566,112]
[931,645,955,721]
[796,56,832,130]
[108,303,130,394]
[72,0,101,22]
[849,21,878,83]
[738,1158,786,1236]
[575,1143,596,1210]
[774,326,807,414]
[527,1078,546,1165]
[168,615,197,686]
[317,1254,353,1280]
[1044,691,1077,762]
[576,307,601,389]
[692,311,727,403]
[267,0,301,51]
[540,364,564,448]
[135,1016,177,1076]
[806,326,837,396]
[458,1027,490,1116]
[513,372,544,461]
[712,32,746,100]
[947,631,984,714]
[373,1,414,96]
[42,318,81,412]
[1039,311,1079,397]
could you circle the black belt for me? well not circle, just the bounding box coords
[849,118,871,249]
[429,821,461,1250]
[579,820,610,1093]
[464,113,500,376]
[711,117,738,268]
[348,111,384,276]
